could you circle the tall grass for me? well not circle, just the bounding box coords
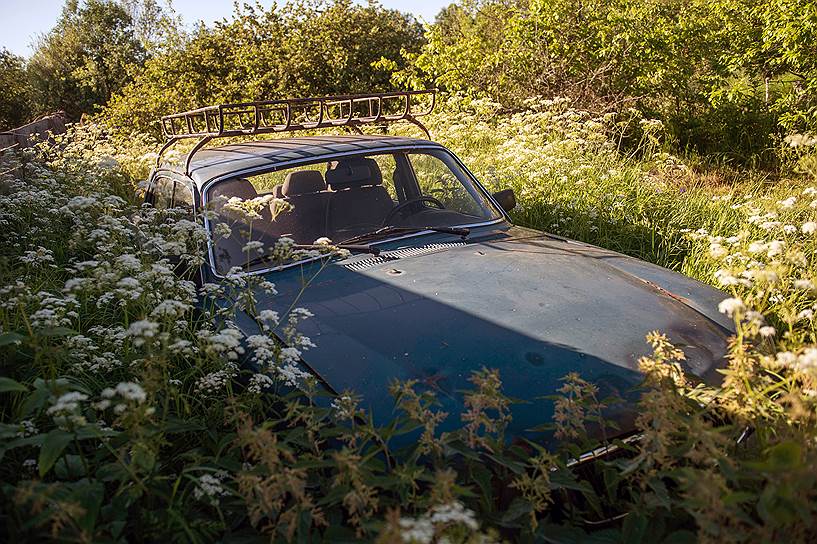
[1,102,816,542]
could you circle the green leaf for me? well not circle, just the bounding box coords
[163,416,206,434]
[0,332,25,347]
[38,326,76,337]
[662,530,697,544]
[498,496,532,527]
[74,426,119,440]
[766,441,802,470]
[549,468,594,494]
[0,377,27,393]
[39,429,74,477]
[71,480,104,534]
[622,511,648,544]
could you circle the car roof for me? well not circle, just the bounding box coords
[167,134,440,188]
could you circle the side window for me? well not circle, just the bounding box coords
[173,181,195,213]
[152,177,174,209]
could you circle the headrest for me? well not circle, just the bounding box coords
[282,170,325,196]
[210,177,258,207]
[325,158,382,190]
[272,184,284,198]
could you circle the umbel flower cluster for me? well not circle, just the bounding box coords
[1,111,816,543]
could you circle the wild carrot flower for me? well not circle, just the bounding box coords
[759,326,776,338]
[794,279,815,291]
[718,297,746,318]
[126,319,160,347]
[193,472,230,506]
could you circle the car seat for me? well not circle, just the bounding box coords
[274,170,330,244]
[325,158,394,241]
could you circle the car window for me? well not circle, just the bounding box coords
[206,150,501,275]
[152,177,174,210]
[174,181,195,212]
[408,151,494,219]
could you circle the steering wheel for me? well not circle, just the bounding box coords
[382,196,445,226]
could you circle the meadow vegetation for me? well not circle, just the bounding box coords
[1,0,817,542]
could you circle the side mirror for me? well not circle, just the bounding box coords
[492,188,516,213]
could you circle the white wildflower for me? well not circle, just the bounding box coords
[776,351,797,368]
[708,243,728,259]
[330,395,356,420]
[718,297,746,318]
[759,326,776,338]
[21,246,55,266]
[785,134,817,148]
[428,501,479,531]
[116,382,147,403]
[47,391,88,428]
[151,299,191,318]
[213,222,232,239]
[747,241,766,254]
[795,279,815,291]
[799,349,817,371]
[399,517,434,544]
[242,240,264,254]
[16,419,38,438]
[193,471,230,506]
[714,269,740,286]
[778,196,797,209]
[766,240,785,257]
[195,369,235,395]
[126,319,160,347]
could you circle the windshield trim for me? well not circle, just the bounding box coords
[200,144,509,279]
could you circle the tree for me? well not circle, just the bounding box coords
[27,0,147,119]
[103,0,425,136]
[0,49,33,130]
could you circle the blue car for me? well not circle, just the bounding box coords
[146,91,732,443]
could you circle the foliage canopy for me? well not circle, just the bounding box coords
[27,0,147,119]
[103,0,425,135]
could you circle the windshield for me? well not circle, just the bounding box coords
[206,148,502,274]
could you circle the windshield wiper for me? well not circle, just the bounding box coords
[242,243,380,270]
[340,225,470,245]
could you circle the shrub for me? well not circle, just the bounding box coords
[102,0,424,136]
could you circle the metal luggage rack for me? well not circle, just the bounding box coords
[157,90,436,173]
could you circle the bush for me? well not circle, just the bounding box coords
[0,49,34,131]
[401,0,817,164]
[27,0,147,120]
[102,0,425,136]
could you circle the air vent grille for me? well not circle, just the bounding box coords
[343,241,466,271]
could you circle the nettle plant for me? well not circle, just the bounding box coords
[1,122,817,543]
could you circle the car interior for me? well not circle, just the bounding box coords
[207,150,499,272]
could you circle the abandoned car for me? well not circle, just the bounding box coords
[146,91,733,443]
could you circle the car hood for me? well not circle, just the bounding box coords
[252,226,733,442]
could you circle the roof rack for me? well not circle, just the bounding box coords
[156,90,436,173]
